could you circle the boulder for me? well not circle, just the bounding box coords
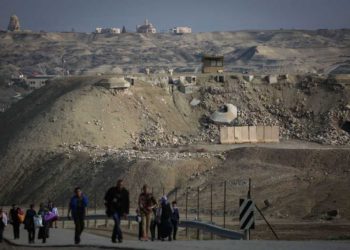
[190,98,201,106]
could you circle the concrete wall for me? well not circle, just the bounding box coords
[220,126,280,144]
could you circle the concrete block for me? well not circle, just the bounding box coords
[234,126,249,143]
[233,127,241,143]
[178,85,194,94]
[267,75,278,84]
[249,126,257,143]
[256,126,265,142]
[264,126,273,142]
[243,75,254,82]
[241,126,250,143]
[271,126,280,142]
[220,127,235,144]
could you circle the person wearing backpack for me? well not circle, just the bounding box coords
[9,204,20,239]
[104,179,130,243]
[138,184,157,241]
[24,204,36,244]
[68,187,88,244]
[0,208,8,243]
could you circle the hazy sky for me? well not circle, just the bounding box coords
[1,0,350,32]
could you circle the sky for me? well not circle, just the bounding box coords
[1,0,350,32]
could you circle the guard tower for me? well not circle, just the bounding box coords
[202,55,224,73]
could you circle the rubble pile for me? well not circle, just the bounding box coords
[198,76,350,145]
[59,141,220,165]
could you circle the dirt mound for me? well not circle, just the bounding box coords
[1,74,350,221]
[175,147,350,220]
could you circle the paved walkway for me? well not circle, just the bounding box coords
[3,226,350,250]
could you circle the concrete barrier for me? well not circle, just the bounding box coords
[220,126,279,144]
[239,126,250,143]
[249,126,258,143]
[264,126,273,143]
[271,126,280,142]
[256,126,265,142]
[220,126,234,144]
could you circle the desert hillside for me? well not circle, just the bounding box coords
[1,30,350,225]
[0,29,350,83]
[0,73,350,221]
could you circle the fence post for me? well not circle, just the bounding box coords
[196,186,200,240]
[244,178,252,240]
[185,188,188,238]
[87,208,89,228]
[175,187,177,201]
[224,181,227,228]
[62,202,64,228]
[210,183,213,240]
[94,191,97,228]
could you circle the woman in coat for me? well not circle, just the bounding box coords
[159,196,173,241]
[38,203,49,243]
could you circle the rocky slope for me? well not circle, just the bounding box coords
[0,74,350,212]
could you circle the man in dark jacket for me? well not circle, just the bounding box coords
[68,187,88,244]
[24,204,36,244]
[104,179,129,243]
[9,204,20,239]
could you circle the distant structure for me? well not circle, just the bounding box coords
[136,19,156,33]
[170,26,192,34]
[8,15,20,31]
[202,55,224,73]
[25,75,57,89]
[95,27,121,34]
[122,26,127,33]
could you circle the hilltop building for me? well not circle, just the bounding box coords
[136,19,156,33]
[25,75,57,89]
[170,26,192,34]
[95,27,121,34]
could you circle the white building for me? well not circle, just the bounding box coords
[25,75,57,89]
[136,19,156,33]
[95,27,121,34]
[170,26,192,34]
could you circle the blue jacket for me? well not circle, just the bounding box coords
[69,195,88,219]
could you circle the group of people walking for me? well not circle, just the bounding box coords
[104,181,180,243]
[0,180,180,245]
[0,201,59,244]
[136,184,180,242]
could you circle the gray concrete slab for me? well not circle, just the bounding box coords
[3,226,350,250]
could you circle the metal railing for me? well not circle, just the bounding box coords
[57,214,244,240]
